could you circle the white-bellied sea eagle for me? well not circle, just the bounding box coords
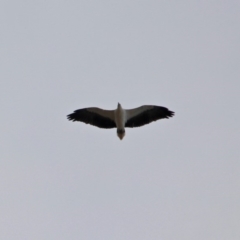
[67,103,174,140]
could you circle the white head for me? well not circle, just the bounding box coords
[117,129,125,140]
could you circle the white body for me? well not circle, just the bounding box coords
[114,103,126,139]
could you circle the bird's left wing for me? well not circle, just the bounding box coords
[67,107,116,129]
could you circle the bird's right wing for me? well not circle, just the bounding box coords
[125,105,174,128]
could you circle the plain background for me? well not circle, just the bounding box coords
[1,1,240,239]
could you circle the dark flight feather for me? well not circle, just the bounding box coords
[67,109,116,129]
[125,106,174,128]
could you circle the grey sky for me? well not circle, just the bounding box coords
[1,1,240,239]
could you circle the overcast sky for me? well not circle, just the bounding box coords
[1,1,240,239]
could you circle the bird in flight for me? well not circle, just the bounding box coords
[67,103,174,140]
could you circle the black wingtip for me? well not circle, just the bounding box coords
[162,107,174,119]
[67,113,76,121]
[168,110,175,118]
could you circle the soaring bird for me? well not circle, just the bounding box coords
[67,103,174,140]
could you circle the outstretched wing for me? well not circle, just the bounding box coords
[67,107,116,129]
[125,105,174,128]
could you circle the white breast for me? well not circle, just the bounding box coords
[114,107,126,129]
